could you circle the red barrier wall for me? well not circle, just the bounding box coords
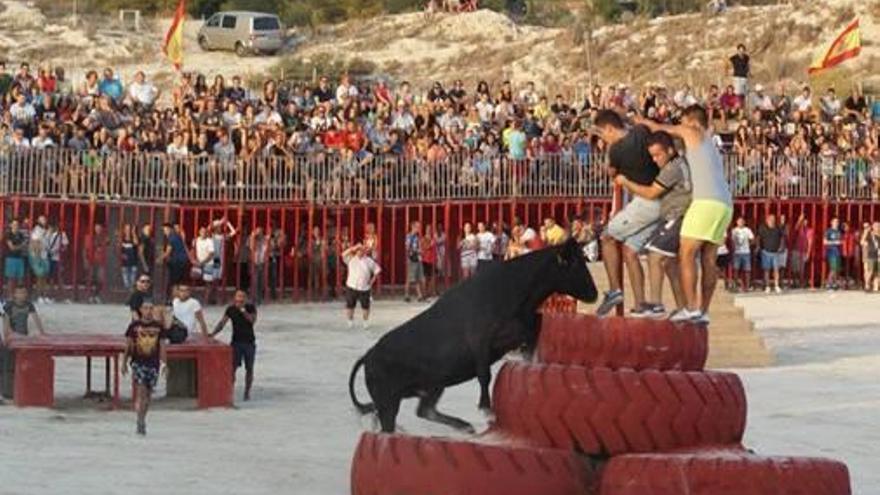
[2,196,877,302]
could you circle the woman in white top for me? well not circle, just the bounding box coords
[193,227,215,303]
[458,222,479,280]
[209,219,236,304]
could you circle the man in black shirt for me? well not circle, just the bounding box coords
[729,44,750,98]
[843,85,867,123]
[593,110,661,317]
[314,76,334,103]
[127,275,153,321]
[757,214,785,294]
[212,289,257,401]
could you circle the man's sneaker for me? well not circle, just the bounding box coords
[629,303,653,319]
[764,287,771,294]
[362,321,370,330]
[696,312,711,325]
[669,308,702,323]
[346,320,354,329]
[774,285,782,294]
[645,303,667,319]
[595,290,624,317]
[136,420,146,436]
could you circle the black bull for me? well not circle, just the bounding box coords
[349,238,598,433]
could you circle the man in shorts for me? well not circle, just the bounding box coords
[729,44,750,99]
[593,110,661,317]
[122,299,168,435]
[614,131,691,318]
[4,219,27,297]
[212,290,257,401]
[341,243,382,329]
[757,214,785,294]
[404,221,424,302]
[636,105,733,323]
[730,217,755,292]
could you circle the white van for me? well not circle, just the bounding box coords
[197,11,284,56]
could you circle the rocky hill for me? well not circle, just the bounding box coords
[1,0,877,97]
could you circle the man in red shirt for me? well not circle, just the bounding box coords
[322,125,345,151]
[83,223,110,303]
[841,221,857,288]
[719,85,742,126]
[344,121,371,161]
[790,214,814,289]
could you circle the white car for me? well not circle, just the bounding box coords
[197,11,284,56]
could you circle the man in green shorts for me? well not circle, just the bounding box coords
[635,105,733,324]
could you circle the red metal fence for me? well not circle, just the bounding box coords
[3,196,879,302]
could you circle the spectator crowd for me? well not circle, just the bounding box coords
[1,50,879,201]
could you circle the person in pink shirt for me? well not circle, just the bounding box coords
[790,214,814,289]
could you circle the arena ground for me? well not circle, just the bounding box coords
[0,290,877,494]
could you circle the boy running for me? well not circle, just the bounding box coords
[212,290,257,401]
[122,300,168,435]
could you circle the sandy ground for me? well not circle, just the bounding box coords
[0,292,877,494]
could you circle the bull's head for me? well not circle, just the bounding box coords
[551,237,599,303]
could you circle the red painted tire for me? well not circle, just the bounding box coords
[351,431,599,495]
[492,362,746,456]
[600,448,851,494]
[536,314,708,371]
[539,294,578,314]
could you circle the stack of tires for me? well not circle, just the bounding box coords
[539,294,579,314]
[351,312,851,495]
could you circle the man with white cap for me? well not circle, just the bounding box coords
[751,84,774,121]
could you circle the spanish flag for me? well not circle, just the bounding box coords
[808,18,861,74]
[163,0,186,70]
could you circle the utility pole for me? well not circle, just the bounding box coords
[583,0,596,86]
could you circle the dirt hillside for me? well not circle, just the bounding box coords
[1,0,877,97]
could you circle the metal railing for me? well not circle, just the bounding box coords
[0,148,877,203]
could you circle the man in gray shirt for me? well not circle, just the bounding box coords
[614,131,692,317]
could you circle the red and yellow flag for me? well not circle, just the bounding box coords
[163,0,186,70]
[808,18,861,74]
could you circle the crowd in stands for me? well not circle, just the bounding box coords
[1,48,879,201]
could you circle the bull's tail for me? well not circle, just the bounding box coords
[349,355,376,415]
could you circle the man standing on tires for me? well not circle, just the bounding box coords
[593,110,661,318]
[635,105,733,324]
[614,131,692,318]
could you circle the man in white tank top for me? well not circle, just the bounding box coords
[634,105,733,324]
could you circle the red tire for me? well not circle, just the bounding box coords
[492,362,746,456]
[351,431,599,495]
[540,294,578,314]
[536,314,708,371]
[600,448,851,494]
